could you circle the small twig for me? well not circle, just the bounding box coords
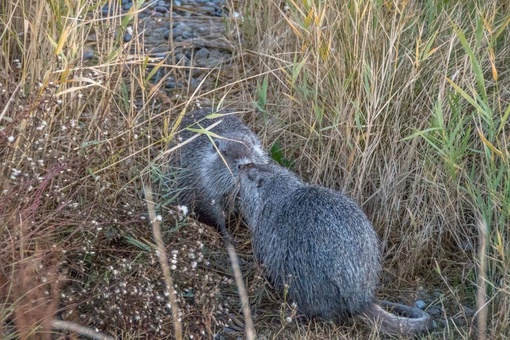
[220,196,256,340]
[225,242,256,340]
[144,185,183,340]
[475,218,488,340]
[51,319,114,340]
[0,81,21,123]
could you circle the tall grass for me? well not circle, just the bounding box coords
[0,0,186,338]
[1,0,509,338]
[243,0,510,337]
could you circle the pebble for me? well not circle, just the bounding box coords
[87,0,232,91]
[195,48,209,59]
[415,300,426,310]
[164,27,182,40]
[154,6,168,13]
[426,306,443,316]
[165,78,177,88]
[200,6,216,13]
[181,30,194,39]
[83,51,95,60]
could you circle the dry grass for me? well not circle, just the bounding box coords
[1,0,509,338]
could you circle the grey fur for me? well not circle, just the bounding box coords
[238,163,433,335]
[169,107,269,230]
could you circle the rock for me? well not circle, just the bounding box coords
[173,0,182,6]
[415,300,426,310]
[209,48,222,58]
[165,27,183,40]
[181,30,194,39]
[427,306,443,317]
[83,51,95,60]
[190,77,199,88]
[462,305,476,317]
[195,48,209,59]
[206,56,223,67]
[165,78,177,88]
[124,33,132,42]
[200,6,216,13]
[154,6,168,13]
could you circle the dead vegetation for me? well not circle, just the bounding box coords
[1,0,509,339]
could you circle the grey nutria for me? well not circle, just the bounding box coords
[237,162,434,335]
[168,107,269,231]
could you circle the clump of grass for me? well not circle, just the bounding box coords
[0,0,253,338]
[242,0,510,337]
[3,0,508,338]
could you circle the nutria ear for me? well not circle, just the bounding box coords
[213,138,225,151]
[256,177,264,188]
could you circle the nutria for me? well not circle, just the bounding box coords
[237,162,434,335]
[168,107,269,231]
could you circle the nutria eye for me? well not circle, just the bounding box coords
[257,178,264,188]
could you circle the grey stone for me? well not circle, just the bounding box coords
[83,51,95,60]
[171,27,183,37]
[165,79,177,88]
[415,300,426,309]
[426,306,443,316]
[154,5,168,13]
[181,30,193,39]
[209,48,222,58]
[206,56,222,67]
[123,33,132,42]
[195,48,209,59]
[200,6,216,13]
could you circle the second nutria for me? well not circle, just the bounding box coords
[168,107,269,231]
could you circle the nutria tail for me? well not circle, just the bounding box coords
[362,300,435,335]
